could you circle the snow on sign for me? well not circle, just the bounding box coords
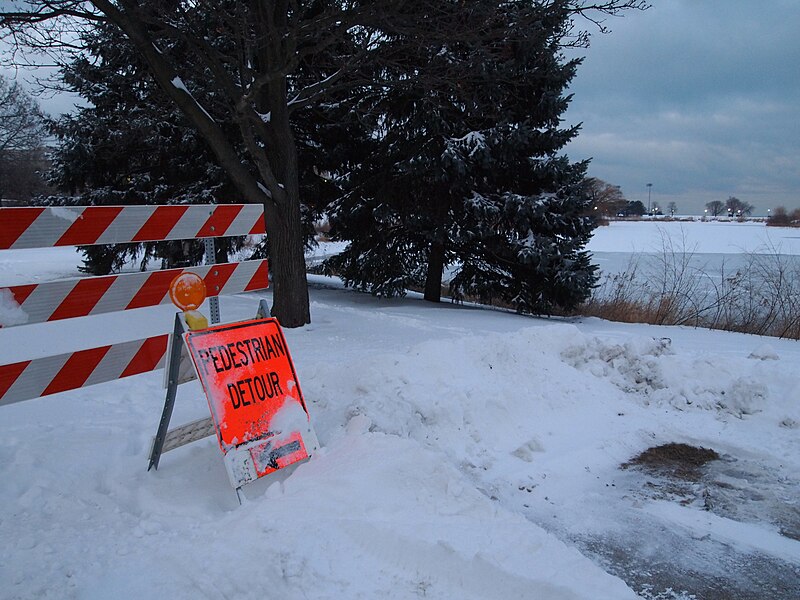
[184,318,318,488]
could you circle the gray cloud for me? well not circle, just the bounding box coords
[565,0,800,214]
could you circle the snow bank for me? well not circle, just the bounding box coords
[562,333,776,417]
[1,322,642,599]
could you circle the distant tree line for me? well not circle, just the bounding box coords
[767,206,800,227]
[585,178,683,218]
[705,197,754,218]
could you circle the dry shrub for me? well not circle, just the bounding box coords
[767,207,800,228]
[583,232,800,340]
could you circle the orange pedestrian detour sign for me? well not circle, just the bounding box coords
[184,317,318,489]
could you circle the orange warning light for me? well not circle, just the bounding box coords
[169,272,207,311]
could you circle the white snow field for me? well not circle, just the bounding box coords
[1,220,799,599]
[588,219,800,255]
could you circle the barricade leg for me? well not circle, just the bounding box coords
[148,313,186,470]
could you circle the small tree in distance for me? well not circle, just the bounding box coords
[725,196,753,217]
[621,200,646,216]
[705,200,724,217]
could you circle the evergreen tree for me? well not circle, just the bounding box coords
[624,200,646,217]
[327,1,598,313]
[0,74,50,202]
[43,22,238,274]
[46,19,332,275]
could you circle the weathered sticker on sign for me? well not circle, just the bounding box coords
[184,317,318,488]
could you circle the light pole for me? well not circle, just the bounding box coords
[646,183,653,215]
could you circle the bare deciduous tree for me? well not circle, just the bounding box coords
[725,196,753,217]
[0,74,45,153]
[705,200,724,217]
[1,0,389,326]
[585,177,627,217]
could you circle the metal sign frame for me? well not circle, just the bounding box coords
[147,299,271,471]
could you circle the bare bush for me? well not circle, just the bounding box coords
[767,207,800,228]
[583,231,800,340]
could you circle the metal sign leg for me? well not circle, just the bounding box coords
[257,298,271,319]
[204,238,221,324]
[148,313,187,471]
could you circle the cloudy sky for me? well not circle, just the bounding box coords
[564,0,800,215]
[6,1,799,216]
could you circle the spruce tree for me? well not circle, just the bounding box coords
[327,1,598,313]
[44,22,239,274]
[46,20,332,275]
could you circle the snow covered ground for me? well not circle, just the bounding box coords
[1,221,799,599]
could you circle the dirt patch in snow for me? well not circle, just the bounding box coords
[622,442,721,481]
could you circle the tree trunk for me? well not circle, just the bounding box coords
[424,239,445,302]
[259,76,311,328]
[424,196,450,303]
[264,194,310,328]
[88,2,312,327]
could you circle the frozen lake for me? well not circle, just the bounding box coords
[588,220,800,279]
[587,220,800,256]
[3,219,800,290]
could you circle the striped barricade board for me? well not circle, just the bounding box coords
[1,260,268,327]
[0,335,169,407]
[1,204,265,249]
[0,203,269,408]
